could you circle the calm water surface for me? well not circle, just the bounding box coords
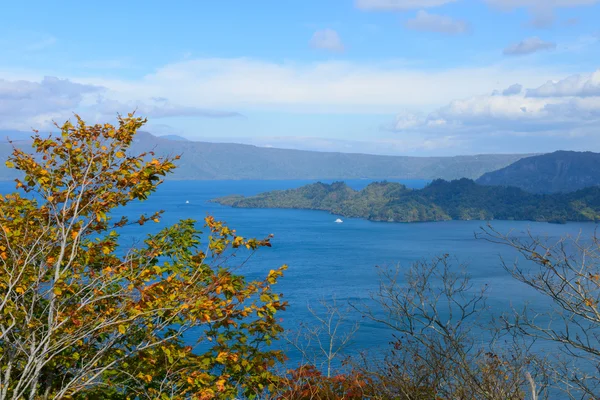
[3,179,597,365]
[138,180,598,361]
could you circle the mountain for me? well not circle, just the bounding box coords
[213,179,600,223]
[126,133,533,181]
[0,130,531,181]
[159,134,189,141]
[476,151,600,194]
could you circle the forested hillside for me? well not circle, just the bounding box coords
[476,151,600,193]
[214,179,600,223]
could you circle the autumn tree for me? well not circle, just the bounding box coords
[284,297,359,378]
[358,255,547,400]
[0,114,287,399]
[276,297,366,399]
[480,226,600,398]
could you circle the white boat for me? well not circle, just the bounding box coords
[334,218,343,223]
[185,200,190,204]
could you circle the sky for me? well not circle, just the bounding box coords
[1,0,600,156]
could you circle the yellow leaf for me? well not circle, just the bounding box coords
[585,298,595,307]
[115,151,125,158]
[53,287,62,296]
[118,325,127,335]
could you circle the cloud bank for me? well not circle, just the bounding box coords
[389,69,600,141]
[0,76,242,130]
[0,61,593,154]
[69,58,565,115]
[0,76,102,129]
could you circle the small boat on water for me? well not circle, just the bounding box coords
[185,200,190,204]
[334,218,343,223]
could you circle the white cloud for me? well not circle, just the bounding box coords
[68,58,566,115]
[485,0,600,27]
[0,76,241,130]
[389,68,600,140]
[503,37,556,56]
[356,0,457,10]
[405,10,469,34]
[526,70,600,97]
[0,76,102,129]
[310,29,345,53]
[3,60,597,154]
[93,97,243,119]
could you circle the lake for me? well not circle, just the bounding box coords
[119,180,598,364]
[2,179,597,368]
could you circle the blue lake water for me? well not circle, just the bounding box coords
[124,180,598,364]
[2,179,597,369]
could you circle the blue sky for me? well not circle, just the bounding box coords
[1,0,599,155]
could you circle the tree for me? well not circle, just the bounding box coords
[0,114,287,399]
[284,297,359,378]
[358,255,546,400]
[275,297,365,399]
[480,225,600,398]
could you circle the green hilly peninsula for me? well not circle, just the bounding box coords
[476,150,600,194]
[213,179,600,223]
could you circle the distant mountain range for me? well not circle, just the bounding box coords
[476,151,600,194]
[159,135,189,141]
[0,131,532,181]
[213,179,600,223]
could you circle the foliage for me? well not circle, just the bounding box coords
[356,256,546,400]
[283,297,359,379]
[213,179,600,223]
[480,226,600,398]
[0,115,287,399]
[273,365,370,400]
